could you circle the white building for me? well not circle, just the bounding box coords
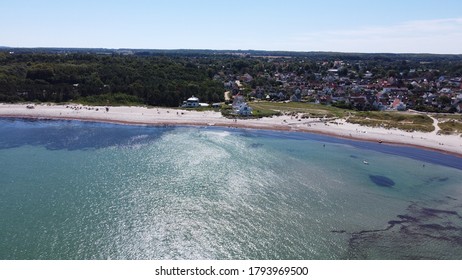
[182,96,200,108]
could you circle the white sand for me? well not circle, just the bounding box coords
[1,103,461,157]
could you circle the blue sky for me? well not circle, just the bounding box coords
[2,0,462,53]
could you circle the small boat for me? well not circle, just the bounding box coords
[363,160,369,165]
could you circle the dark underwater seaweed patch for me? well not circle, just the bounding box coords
[249,143,264,148]
[425,176,450,184]
[420,224,458,231]
[369,175,395,188]
[421,208,461,218]
[397,214,419,222]
[343,198,462,259]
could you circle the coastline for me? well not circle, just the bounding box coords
[1,103,461,157]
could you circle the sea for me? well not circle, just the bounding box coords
[1,118,462,260]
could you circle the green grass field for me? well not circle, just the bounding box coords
[249,101,347,118]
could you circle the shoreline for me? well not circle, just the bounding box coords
[1,103,461,158]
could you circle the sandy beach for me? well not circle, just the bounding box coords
[1,103,461,157]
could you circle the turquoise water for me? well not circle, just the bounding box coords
[1,118,462,260]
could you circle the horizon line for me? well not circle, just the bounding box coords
[1,46,461,56]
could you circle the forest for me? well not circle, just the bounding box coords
[0,51,224,106]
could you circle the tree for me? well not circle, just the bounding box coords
[338,67,348,77]
[438,95,451,107]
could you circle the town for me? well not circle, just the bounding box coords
[212,54,462,114]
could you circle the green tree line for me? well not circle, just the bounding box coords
[0,52,224,106]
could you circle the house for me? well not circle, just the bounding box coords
[319,95,332,105]
[232,94,252,116]
[423,93,437,106]
[456,103,462,113]
[234,103,252,116]
[241,73,253,82]
[294,88,302,99]
[290,94,300,102]
[391,98,406,111]
[181,96,200,108]
[456,93,462,103]
[290,88,302,102]
[277,92,286,100]
[364,71,373,79]
[349,96,368,110]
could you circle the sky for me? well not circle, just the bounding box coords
[1,0,462,54]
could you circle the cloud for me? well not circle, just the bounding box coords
[291,18,462,54]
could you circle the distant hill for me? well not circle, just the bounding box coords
[1,47,461,61]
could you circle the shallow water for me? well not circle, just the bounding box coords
[1,118,461,259]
